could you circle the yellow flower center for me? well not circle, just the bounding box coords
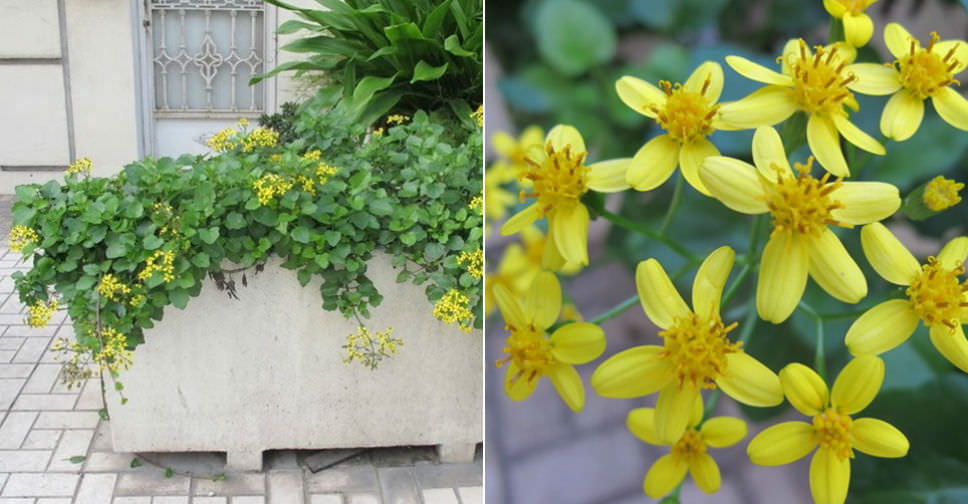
[522,142,589,216]
[762,158,848,238]
[497,322,555,385]
[787,40,857,115]
[907,257,968,330]
[923,176,964,211]
[659,313,741,389]
[671,428,707,462]
[895,33,963,99]
[651,79,720,143]
[812,408,854,459]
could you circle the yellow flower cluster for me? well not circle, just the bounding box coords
[240,127,279,152]
[94,327,134,375]
[137,250,176,283]
[432,289,474,332]
[52,327,134,389]
[386,114,410,126]
[207,126,240,152]
[8,225,39,253]
[97,274,131,301]
[66,157,92,176]
[253,173,294,205]
[343,325,403,370]
[316,162,338,184]
[471,105,483,127]
[296,175,316,195]
[207,118,278,152]
[469,194,483,213]
[26,299,57,327]
[303,149,322,161]
[457,249,483,278]
[923,176,964,211]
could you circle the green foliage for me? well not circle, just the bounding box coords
[258,102,301,145]
[10,101,482,365]
[256,0,482,125]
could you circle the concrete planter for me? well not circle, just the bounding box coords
[107,253,482,471]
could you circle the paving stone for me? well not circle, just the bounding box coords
[22,365,61,394]
[21,430,61,450]
[13,339,50,363]
[36,499,72,504]
[5,327,57,338]
[421,489,459,504]
[0,411,36,449]
[413,462,481,489]
[112,498,151,504]
[0,338,23,351]
[0,499,35,504]
[308,495,342,504]
[377,467,419,504]
[12,394,77,411]
[73,379,102,410]
[193,498,227,504]
[0,451,52,472]
[456,487,482,504]
[90,421,112,451]
[47,429,95,472]
[0,315,27,326]
[33,412,100,429]
[305,466,378,493]
[193,473,265,496]
[231,497,266,504]
[0,351,16,364]
[83,451,141,472]
[266,472,303,504]
[0,473,6,488]
[0,379,24,409]
[346,494,379,504]
[114,472,190,496]
[1,473,79,497]
[0,364,33,379]
[150,498,189,504]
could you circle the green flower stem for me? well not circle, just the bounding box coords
[722,215,765,308]
[703,302,759,420]
[597,207,699,262]
[797,301,827,381]
[588,294,639,325]
[659,174,685,235]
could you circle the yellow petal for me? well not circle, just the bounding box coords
[627,134,680,191]
[831,354,885,414]
[689,453,722,494]
[880,90,925,141]
[846,63,902,95]
[587,158,632,193]
[685,61,725,103]
[500,203,542,236]
[655,384,699,443]
[779,362,830,417]
[636,258,691,330]
[807,114,849,177]
[845,299,921,355]
[492,131,517,159]
[616,76,666,119]
[829,182,901,226]
[688,392,704,428]
[934,40,968,74]
[627,408,663,445]
[831,113,885,154]
[781,39,805,75]
[699,156,769,214]
[547,124,586,154]
[852,417,910,458]
[551,204,589,266]
[725,55,793,86]
[757,232,809,324]
[644,454,688,499]
[692,246,736,320]
[938,236,968,271]
[548,363,585,412]
[806,228,867,304]
[843,13,874,47]
[747,421,817,465]
[884,22,916,60]
[715,352,784,407]
[550,322,606,364]
[519,125,546,150]
[526,271,561,329]
[860,222,920,285]
[718,86,797,129]
[505,362,539,401]
[493,284,526,328]
[701,417,748,448]
[752,126,792,179]
[823,0,847,17]
[929,324,968,373]
[679,138,719,196]
[810,448,851,504]
[590,345,675,398]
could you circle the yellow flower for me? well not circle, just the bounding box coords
[386,114,409,125]
[433,289,475,332]
[499,125,630,266]
[494,271,606,412]
[97,274,132,301]
[484,162,518,222]
[617,61,737,195]
[591,246,783,442]
[66,157,93,176]
[748,356,908,504]
[846,24,968,141]
[492,126,545,172]
[207,126,239,151]
[315,162,338,184]
[27,299,58,327]
[241,127,279,152]
[699,127,900,323]
[824,0,879,47]
[457,249,483,278]
[471,105,483,127]
[922,176,964,211]
[137,250,176,283]
[846,223,968,371]
[8,225,39,253]
[722,40,885,176]
[253,173,293,205]
[629,396,747,498]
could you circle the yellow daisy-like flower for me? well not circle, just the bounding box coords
[846,223,968,371]
[617,61,736,195]
[493,271,606,412]
[499,125,630,266]
[922,176,964,211]
[484,162,518,222]
[722,40,885,176]
[846,23,968,141]
[748,355,909,504]
[629,396,747,498]
[492,126,545,172]
[699,127,901,323]
[823,0,879,47]
[591,246,783,442]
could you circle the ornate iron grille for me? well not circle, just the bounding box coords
[150,0,265,115]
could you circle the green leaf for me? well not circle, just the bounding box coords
[297,268,312,287]
[352,74,397,103]
[130,457,143,468]
[164,467,175,478]
[443,34,475,57]
[368,199,394,216]
[105,236,129,259]
[533,0,616,76]
[424,242,446,261]
[325,230,341,246]
[225,212,246,230]
[314,253,330,269]
[291,226,311,243]
[191,252,210,268]
[169,289,190,310]
[198,227,220,244]
[67,456,86,464]
[411,60,449,83]
[75,275,97,291]
[143,235,164,251]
